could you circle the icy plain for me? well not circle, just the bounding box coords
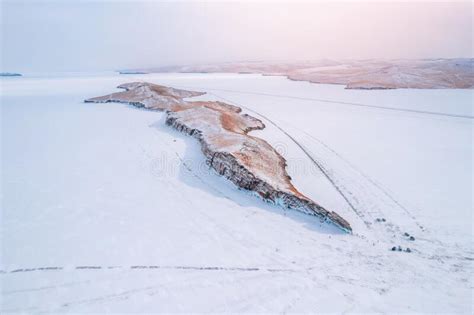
[1,73,472,313]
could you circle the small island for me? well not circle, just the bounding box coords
[85,82,352,233]
[118,70,148,75]
[0,72,22,77]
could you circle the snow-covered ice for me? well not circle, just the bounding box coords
[1,73,472,313]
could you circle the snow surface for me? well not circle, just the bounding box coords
[1,73,472,313]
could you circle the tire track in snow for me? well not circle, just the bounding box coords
[286,124,426,232]
[175,85,474,120]
[277,122,474,263]
[4,268,292,313]
[1,265,297,275]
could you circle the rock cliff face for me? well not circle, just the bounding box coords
[85,82,352,232]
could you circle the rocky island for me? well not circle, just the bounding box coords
[0,72,22,77]
[85,82,352,232]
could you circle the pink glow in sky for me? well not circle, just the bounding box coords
[1,1,472,72]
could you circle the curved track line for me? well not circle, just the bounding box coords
[1,265,297,275]
[176,85,474,120]
[288,124,425,231]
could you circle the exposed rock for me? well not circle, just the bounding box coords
[85,82,352,232]
[392,246,412,253]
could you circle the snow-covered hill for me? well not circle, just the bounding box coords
[1,73,472,313]
[147,59,474,89]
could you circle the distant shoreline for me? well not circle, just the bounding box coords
[131,59,474,90]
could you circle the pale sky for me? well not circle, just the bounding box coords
[1,0,472,72]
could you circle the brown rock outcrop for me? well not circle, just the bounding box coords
[85,82,352,232]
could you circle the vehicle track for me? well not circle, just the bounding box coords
[286,123,425,232]
[175,85,474,120]
[0,265,298,275]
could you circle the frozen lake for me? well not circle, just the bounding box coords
[1,73,472,313]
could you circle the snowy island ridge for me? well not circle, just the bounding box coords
[136,59,474,90]
[85,82,352,232]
